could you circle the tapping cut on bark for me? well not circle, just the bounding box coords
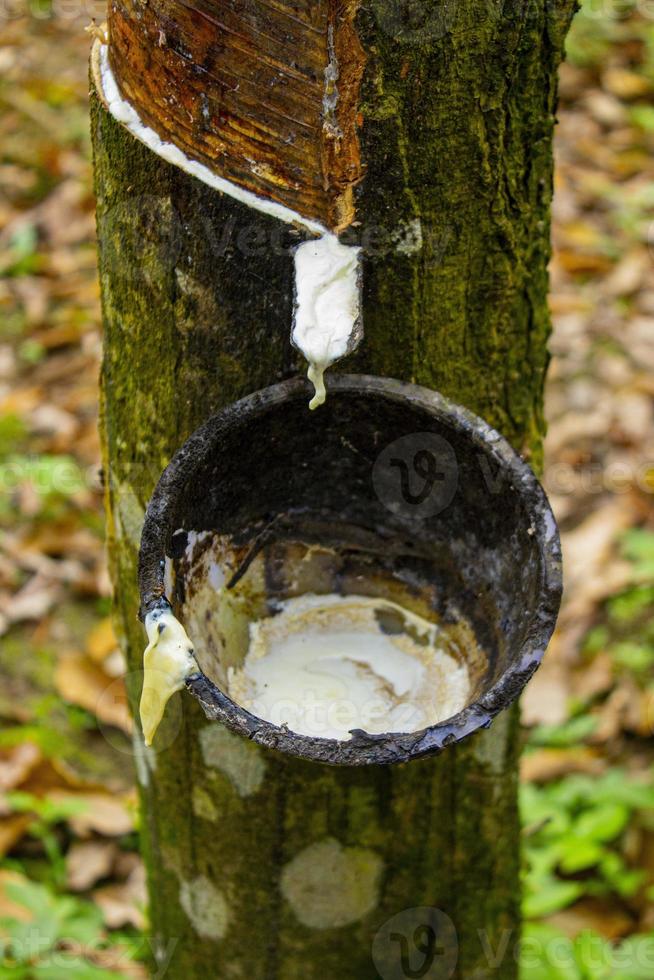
[107,0,365,230]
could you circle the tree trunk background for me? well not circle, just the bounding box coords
[92,2,576,976]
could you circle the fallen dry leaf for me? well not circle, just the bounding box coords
[85,946,148,979]
[49,790,135,837]
[591,682,637,743]
[86,616,118,663]
[545,407,612,455]
[602,67,652,100]
[0,573,61,627]
[55,651,131,733]
[571,652,615,703]
[0,814,31,858]
[521,662,571,727]
[584,90,626,128]
[20,756,105,797]
[113,849,142,880]
[562,500,635,590]
[603,250,650,298]
[0,385,43,416]
[67,839,118,891]
[555,249,613,275]
[0,742,41,792]
[93,863,146,929]
[547,897,633,940]
[29,402,78,439]
[521,748,605,783]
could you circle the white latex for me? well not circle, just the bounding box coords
[140,609,198,746]
[228,594,470,740]
[292,235,361,409]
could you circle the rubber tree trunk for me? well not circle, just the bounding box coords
[92,2,576,976]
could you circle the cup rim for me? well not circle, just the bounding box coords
[138,373,563,766]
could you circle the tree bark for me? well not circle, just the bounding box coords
[92,1,576,976]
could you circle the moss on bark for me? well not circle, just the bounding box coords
[92,2,576,975]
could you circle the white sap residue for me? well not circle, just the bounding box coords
[292,235,361,409]
[140,608,198,746]
[228,594,470,740]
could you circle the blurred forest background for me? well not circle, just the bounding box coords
[0,1,653,976]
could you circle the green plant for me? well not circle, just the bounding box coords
[522,770,653,915]
[0,225,42,279]
[578,532,654,686]
[521,923,654,979]
[621,530,654,582]
[0,878,134,979]
[4,794,88,890]
[527,715,598,749]
[521,770,654,975]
